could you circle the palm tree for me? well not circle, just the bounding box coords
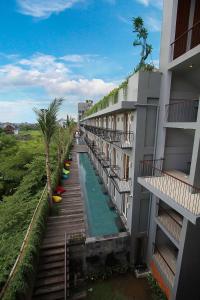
[33,98,64,207]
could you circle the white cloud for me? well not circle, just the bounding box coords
[146,16,161,32]
[136,0,163,9]
[0,53,116,98]
[16,0,83,18]
[60,54,98,64]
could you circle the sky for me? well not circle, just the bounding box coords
[0,0,163,123]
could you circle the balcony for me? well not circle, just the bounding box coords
[157,205,182,243]
[171,20,200,61]
[83,125,133,149]
[165,100,199,123]
[153,244,176,287]
[138,160,200,221]
[109,166,131,193]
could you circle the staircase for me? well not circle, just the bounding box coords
[33,240,69,300]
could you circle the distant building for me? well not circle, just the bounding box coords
[78,100,93,124]
[3,124,17,135]
[58,118,67,128]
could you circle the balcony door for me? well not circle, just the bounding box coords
[123,154,129,181]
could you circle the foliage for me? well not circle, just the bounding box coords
[147,274,167,300]
[84,80,128,118]
[87,282,126,300]
[132,16,154,72]
[0,124,74,299]
[33,98,64,144]
[34,98,64,207]
[0,131,44,200]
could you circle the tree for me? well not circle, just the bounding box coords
[33,98,63,207]
[132,16,154,72]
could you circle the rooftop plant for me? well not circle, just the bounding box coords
[132,16,154,72]
[83,17,155,119]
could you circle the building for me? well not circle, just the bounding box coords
[79,70,161,262]
[80,0,200,299]
[138,1,200,299]
[3,123,18,135]
[78,100,93,123]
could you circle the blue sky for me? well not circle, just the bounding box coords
[0,0,162,123]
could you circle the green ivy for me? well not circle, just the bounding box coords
[84,79,128,118]
[147,274,167,300]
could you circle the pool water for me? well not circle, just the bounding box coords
[79,153,119,237]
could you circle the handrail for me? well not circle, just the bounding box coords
[165,99,198,106]
[158,205,182,228]
[141,160,200,192]
[165,99,199,122]
[154,243,175,276]
[170,20,200,46]
[0,184,47,299]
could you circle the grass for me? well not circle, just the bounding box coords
[86,274,153,300]
[87,281,126,300]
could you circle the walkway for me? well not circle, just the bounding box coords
[32,144,86,300]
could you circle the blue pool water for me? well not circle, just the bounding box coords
[79,153,119,237]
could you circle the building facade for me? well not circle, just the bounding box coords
[80,71,161,262]
[138,0,200,299]
[78,100,93,124]
[80,0,200,299]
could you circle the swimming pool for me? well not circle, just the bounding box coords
[79,153,119,237]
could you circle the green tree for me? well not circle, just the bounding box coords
[132,16,154,72]
[33,98,63,207]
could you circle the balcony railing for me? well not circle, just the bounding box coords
[139,160,200,215]
[109,166,131,193]
[83,125,133,149]
[85,137,111,172]
[165,100,199,122]
[153,243,175,287]
[157,205,182,243]
[171,20,200,60]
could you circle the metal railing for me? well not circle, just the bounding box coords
[83,125,133,149]
[109,165,131,193]
[170,20,200,60]
[153,243,175,276]
[165,100,199,122]
[140,160,200,215]
[158,205,182,228]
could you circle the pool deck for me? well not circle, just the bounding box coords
[32,144,86,299]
